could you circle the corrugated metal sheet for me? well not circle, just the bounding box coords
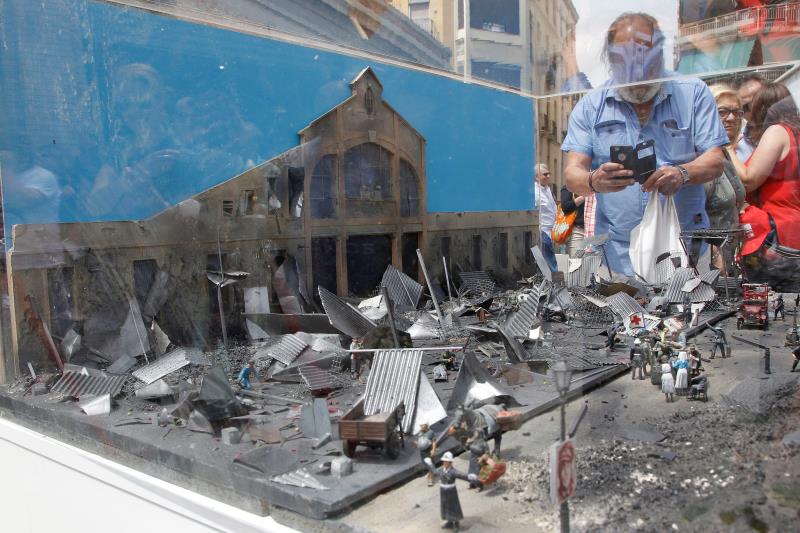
[530,246,553,281]
[362,348,423,433]
[581,293,609,308]
[717,276,739,291]
[530,279,552,303]
[51,371,128,398]
[664,268,692,303]
[654,254,678,285]
[552,287,576,309]
[381,265,422,310]
[132,348,193,384]
[505,295,540,339]
[458,271,497,296]
[299,364,334,393]
[525,344,627,371]
[265,334,308,365]
[566,255,601,287]
[605,292,647,319]
[664,268,718,303]
[318,287,376,338]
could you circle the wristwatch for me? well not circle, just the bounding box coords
[672,164,690,186]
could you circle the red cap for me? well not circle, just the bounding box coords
[739,205,771,256]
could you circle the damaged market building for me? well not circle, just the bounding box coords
[3,67,537,376]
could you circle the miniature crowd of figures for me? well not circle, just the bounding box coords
[415,404,511,531]
[623,323,721,402]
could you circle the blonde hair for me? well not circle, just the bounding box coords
[708,84,740,103]
[708,84,742,141]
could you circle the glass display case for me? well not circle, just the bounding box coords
[1,1,799,531]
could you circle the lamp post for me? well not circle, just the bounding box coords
[552,360,573,533]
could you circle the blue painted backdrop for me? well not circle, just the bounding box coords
[0,0,534,234]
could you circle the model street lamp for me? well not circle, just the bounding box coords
[552,360,573,399]
[551,359,573,533]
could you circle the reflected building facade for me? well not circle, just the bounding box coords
[677,0,800,83]
[390,1,584,195]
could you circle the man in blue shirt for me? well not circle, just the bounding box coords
[563,12,728,276]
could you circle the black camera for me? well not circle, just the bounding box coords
[610,140,657,184]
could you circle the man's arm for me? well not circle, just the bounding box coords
[564,151,634,196]
[641,147,725,196]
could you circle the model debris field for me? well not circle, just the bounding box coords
[0,247,766,519]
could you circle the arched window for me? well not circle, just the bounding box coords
[310,154,336,219]
[399,158,420,217]
[343,143,393,218]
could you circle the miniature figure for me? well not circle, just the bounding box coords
[465,430,489,490]
[441,351,457,371]
[687,370,709,401]
[661,361,675,402]
[605,322,621,352]
[350,336,365,378]
[423,451,480,531]
[237,360,255,390]
[673,352,690,395]
[682,293,693,322]
[688,344,703,377]
[774,294,785,321]
[708,324,729,359]
[416,422,436,486]
[446,403,505,455]
[589,273,598,292]
[792,345,800,372]
[629,338,645,380]
[641,335,654,376]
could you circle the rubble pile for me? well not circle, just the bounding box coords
[2,245,753,520]
[497,392,800,532]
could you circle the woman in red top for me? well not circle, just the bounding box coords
[727,82,800,289]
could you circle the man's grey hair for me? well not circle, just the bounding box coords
[535,164,549,176]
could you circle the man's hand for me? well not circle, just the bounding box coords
[590,162,635,193]
[642,165,683,195]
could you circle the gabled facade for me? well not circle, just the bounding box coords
[3,68,536,378]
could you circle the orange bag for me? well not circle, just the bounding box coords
[551,205,577,245]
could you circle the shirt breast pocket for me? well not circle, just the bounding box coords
[593,120,627,160]
[661,121,696,163]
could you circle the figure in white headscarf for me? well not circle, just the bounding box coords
[673,351,690,395]
[661,361,675,402]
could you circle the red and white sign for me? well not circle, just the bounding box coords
[550,439,576,505]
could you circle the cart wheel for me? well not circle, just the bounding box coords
[343,440,357,458]
[384,431,401,460]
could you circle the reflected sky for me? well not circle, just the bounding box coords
[573,0,679,88]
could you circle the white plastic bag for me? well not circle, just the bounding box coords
[629,193,686,283]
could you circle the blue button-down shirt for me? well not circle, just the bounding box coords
[562,77,728,275]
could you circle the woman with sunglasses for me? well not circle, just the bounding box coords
[705,85,746,270]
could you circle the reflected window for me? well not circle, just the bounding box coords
[311,155,337,218]
[312,237,337,300]
[47,267,73,337]
[399,159,420,217]
[288,167,304,219]
[344,143,392,201]
[459,0,520,35]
